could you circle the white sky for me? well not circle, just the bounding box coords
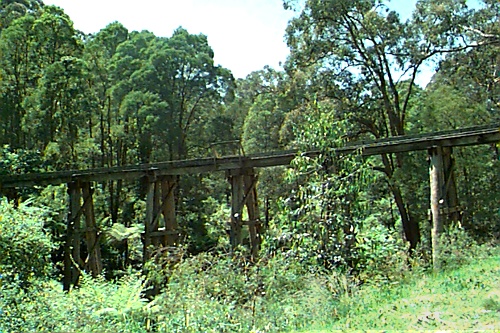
[42,0,296,79]
[41,0,447,86]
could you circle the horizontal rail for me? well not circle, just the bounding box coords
[1,123,498,188]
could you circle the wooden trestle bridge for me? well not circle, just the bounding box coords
[1,123,499,289]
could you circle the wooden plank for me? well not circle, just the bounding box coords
[442,147,460,223]
[1,123,498,188]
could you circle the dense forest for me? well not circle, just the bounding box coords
[0,0,499,331]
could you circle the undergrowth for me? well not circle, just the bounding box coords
[294,245,500,332]
[1,223,498,332]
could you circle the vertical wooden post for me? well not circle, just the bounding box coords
[442,147,460,223]
[152,179,162,248]
[228,170,244,250]
[161,176,178,246]
[227,168,261,258]
[63,185,74,291]
[64,181,82,290]
[143,174,155,263]
[429,147,445,271]
[81,182,102,277]
[244,169,260,260]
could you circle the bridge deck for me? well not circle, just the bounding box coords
[1,123,498,188]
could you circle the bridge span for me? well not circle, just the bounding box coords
[1,123,499,289]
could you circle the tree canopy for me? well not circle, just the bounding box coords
[0,0,498,303]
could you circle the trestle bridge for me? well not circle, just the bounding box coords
[1,123,499,289]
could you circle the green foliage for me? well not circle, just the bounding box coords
[0,199,55,287]
[0,2,499,332]
[271,106,379,271]
[438,223,482,270]
[0,145,43,175]
[0,273,149,333]
[296,246,500,332]
[2,244,496,333]
[147,252,338,332]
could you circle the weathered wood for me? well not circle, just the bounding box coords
[143,176,155,263]
[429,147,445,271]
[161,176,177,246]
[228,169,244,249]
[1,123,498,188]
[81,182,102,277]
[63,183,75,291]
[64,181,82,290]
[152,179,162,248]
[243,170,260,260]
[442,147,460,223]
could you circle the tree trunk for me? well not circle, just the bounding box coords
[381,153,421,252]
[391,183,420,252]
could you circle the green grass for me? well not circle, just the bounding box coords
[291,248,500,332]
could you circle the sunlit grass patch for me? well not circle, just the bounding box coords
[292,247,500,332]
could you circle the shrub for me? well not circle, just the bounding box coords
[439,223,481,269]
[0,199,55,288]
[0,273,149,333]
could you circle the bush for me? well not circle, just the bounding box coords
[145,251,339,332]
[439,223,482,269]
[0,273,149,333]
[355,223,409,283]
[0,199,55,287]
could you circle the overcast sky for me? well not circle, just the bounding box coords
[42,0,297,79]
[42,0,427,81]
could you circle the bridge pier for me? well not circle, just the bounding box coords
[429,146,460,271]
[143,174,178,263]
[81,182,102,278]
[227,168,261,259]
[63,180,102,291]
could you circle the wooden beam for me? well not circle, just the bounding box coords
[1,123,499,188]
[64,181,82,290]
[442,147,460,223]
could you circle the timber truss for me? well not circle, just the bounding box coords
[1,123,499,289]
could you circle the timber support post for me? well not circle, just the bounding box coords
[228,169,244,250]
[63,180,103,290]
[429,147,445,271]
[81,182,102,277]
[442,147,460,223]
[227,168,261,259]
[160,176,178,247]
[143,173,178,263]
[429,146,460,271]
[64,181,82,291]
[143,172,156,263]
[243,169,261,260]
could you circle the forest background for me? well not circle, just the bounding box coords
[0,0,499,332]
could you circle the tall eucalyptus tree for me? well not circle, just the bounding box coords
[283,0,492,250]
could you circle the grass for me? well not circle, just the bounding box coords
[2,234,498,332]
[291,247,500,332]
